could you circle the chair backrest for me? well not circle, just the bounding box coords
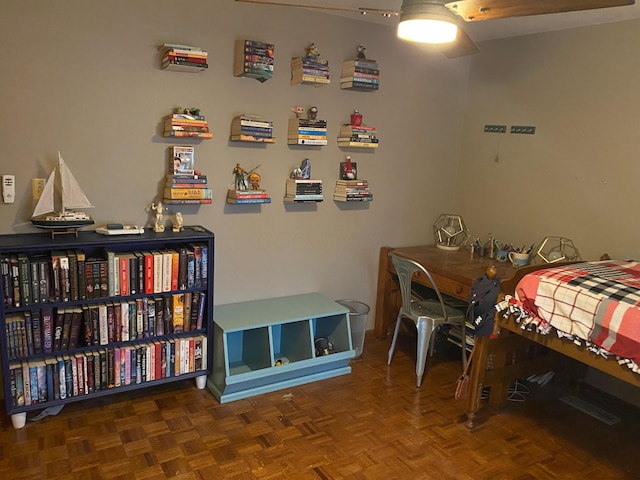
[389,251,448,320]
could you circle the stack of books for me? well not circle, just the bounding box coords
[287,118,328,145]
[333,179,373,202]
[290,56,330,85]
[230,115,275,142]
[164,146,212,205]
[164,113,213,139]
[337,124,379,148]
[234,39,275,81]
[340,58,380,91]
[160,43,208,72]
[226,189,271,205]
[284,178,323,202]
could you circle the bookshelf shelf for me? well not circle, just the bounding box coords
[0,227,215,429]
[207,293,355,403]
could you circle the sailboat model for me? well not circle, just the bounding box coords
[31,151,95,229]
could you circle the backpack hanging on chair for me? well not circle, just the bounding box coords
[467,273,501,337]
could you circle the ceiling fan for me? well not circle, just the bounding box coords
[235,0,635,58]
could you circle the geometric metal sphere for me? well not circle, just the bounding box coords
[433,214,469,251]
[534,236,581,264]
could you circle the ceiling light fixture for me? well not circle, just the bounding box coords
[398,0,458,44]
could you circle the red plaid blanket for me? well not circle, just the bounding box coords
[515,261,640,365]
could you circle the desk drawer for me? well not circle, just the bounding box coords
[416,271,469,301]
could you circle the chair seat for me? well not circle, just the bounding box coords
[412,299,466,321]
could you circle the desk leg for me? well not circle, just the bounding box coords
[374,247,397,339]
[465,335,490,430]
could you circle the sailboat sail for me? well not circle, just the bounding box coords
[31,151,94,229]
[60,155,94,210]
[32,169,56,218]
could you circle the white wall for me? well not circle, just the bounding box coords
[454,19,640,261]
[0,0,471,323]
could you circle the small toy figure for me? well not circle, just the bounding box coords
[233,163,247,191]
[344,156,356,179]
[308,106,318,122]
[172,212,184,232]
[291,105,305,119]
[291,159,311,179]
[357,44,367,59]
[248,172,262,190]
[305,42,319,59]
[151,202,165,233]
[351,109,362,127]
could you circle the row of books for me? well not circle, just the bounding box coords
[290,56,330,85]
[0,243,208,308]
[284,178,323,202]
[288,118,328,145]
[165,144,213,201]
[230,114,276,143]
[163,113,213,139]
[234,39,275,81]
[341,58,380,91]
[226,188,272,204]
[333,179,373,202]
[5,292,206,360]
[337,123,379,148]
[160,43,208,72]
[8,335,207,408]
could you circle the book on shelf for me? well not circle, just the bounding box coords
[230,134,276,143]
[165,123,210,134]
[232,114,273,128]
[227,197,272,204]
[340,81,380,91]
[160,43,207,54]
[163,131,213,139]
[336,178,368,187]
[283,195,324,203]
[162,198,212,205]
[337,139,379,148]
[167,113,206,121]
[291,72,330,85]
[162,60,208,72]
[333,194,373,202]
[340,76,379,85]
[287,138,327,146]
[341,64,380,76]
[163,187,212,200]
[163,53,207,64]
[226,188,269,199]
[342,58,378,70]
[234,40,275,79]
[340,123,377,133]
[291,56,329,68]
[166,174,207,185]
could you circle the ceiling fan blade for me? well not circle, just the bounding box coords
[436,27,480,58]
[234,0,398,17]
[445,0,635,22]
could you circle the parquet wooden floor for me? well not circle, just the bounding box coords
[1,332,639,479]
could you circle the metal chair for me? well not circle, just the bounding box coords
[387,251,467,387]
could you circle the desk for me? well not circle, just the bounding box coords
[374,245,517,339]
[374,245,538,430]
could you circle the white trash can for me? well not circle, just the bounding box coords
[336,300,370,358]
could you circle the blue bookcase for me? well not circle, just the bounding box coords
[208,293,355,403]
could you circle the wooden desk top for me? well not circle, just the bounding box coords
[391,245,519,287]
[375,245,521,338]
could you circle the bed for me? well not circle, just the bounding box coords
[465,260,640,430]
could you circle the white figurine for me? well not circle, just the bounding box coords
[173,212,184,232]
[151,202,165,232]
